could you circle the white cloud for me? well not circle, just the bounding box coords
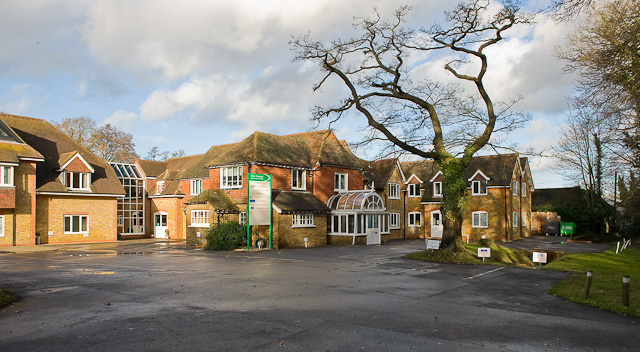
[104,110,139,131]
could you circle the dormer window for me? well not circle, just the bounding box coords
[408,184,421,197]
[433,182,442,197]
[60,171,91,190]
[468,170,490,196]
[472,180,487,195]
[156,181,165,195]
[0,165,14,187]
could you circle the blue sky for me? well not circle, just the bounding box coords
[0,0,576,188]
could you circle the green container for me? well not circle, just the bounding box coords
[560,222,575,236]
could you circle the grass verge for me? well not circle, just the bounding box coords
[0,288,18,308]
[404,242,534,267]
[544,246,640,316]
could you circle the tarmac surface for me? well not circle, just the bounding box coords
[0,238,636,351]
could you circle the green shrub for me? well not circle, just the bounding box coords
[204,221,245,250]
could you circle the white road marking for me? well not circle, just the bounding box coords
[466,266,505,280]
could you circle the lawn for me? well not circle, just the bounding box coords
[544,246,640,316]
[404,241,534,267]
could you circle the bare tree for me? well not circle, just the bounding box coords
[54,117,96,146]
[292,1,531,250]
[545,0,594,21]
[55,117,138,163]
[91,124,138,163]
[146,147,186,161]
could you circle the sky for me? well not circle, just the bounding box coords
[0,0,578,189]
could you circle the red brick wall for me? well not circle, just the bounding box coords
[63,156,92,173]
[311,166,364,203]
[0,189,15,208]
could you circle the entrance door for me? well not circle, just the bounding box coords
[154,212,168,238]
[365,214,381,245]
[430,210,443,239]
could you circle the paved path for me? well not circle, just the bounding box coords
[0,240,637,351]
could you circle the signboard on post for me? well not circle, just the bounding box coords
[426,239,441,250]
[478,247,491,257]
[247,173,272,249]
[532,252,547,264]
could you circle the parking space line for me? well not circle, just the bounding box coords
[465,267,504,280]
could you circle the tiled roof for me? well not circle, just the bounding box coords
[187,189,239,212]
[204,132,313,169]
[272,190,331,214]
[0,117,44,163]
[166,154,203,180]
[363,158,397,190]
[398,154,521,202]
[136,159,168,178]
[0,113,124,195]
[180,130,364,179]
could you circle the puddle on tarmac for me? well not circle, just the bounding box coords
[116,251,155,255]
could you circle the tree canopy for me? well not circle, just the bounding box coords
[54,117,138,163]
[292,0,531,249]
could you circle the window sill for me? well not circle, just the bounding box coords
[292,187,306,191]
[472,226,488,229]
[408,224,422,227]
[221,187,243,190]
[291,225,316,228]
[472,193,487,196]
[189,224,210,228]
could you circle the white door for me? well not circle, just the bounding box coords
[431,210,443,239]
[154,212,168,238]
[365,215,381,245]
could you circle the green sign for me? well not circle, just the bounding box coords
[246,173,272,249]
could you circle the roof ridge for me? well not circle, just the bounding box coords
[0,113,46,122]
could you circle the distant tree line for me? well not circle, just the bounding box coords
[54,117,185,164]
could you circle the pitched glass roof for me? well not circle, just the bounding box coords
[109,162,143,180]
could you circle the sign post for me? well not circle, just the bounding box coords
[478,247,491,263]
[247,173,272,249]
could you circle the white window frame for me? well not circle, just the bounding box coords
[292,213,314,228]
[472,180,487,195]
[513,212,518,228]
[64,215,88,234]
[472,211,488,228]
[390,213,400,229]
[156,180,165,195]
[408,211,422,227]
[0,215,4,237]
[291,169,306,190]
[239,212,246,225]
[522,181,527,197]
[512,179,518,196]
[60,171,91,191]
[190,210,210,227]
[190,179,202,196]
[334,173,348,192]
[388,183,400,199]
[522,211,527,227]
[433,182,442,198]
[408,184,421,198]
[0,165,14,187]
[221,166,243,189]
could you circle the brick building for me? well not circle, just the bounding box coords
[366,154,534,242]
[0,113,124,246]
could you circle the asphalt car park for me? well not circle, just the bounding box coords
[0,239,637,351]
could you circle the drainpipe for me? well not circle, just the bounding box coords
[504,188,508,241]
[12,212,16,246]
[403,189,406,239]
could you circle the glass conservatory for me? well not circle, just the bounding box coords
[326,190,389,244]
[109,162,145,236]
